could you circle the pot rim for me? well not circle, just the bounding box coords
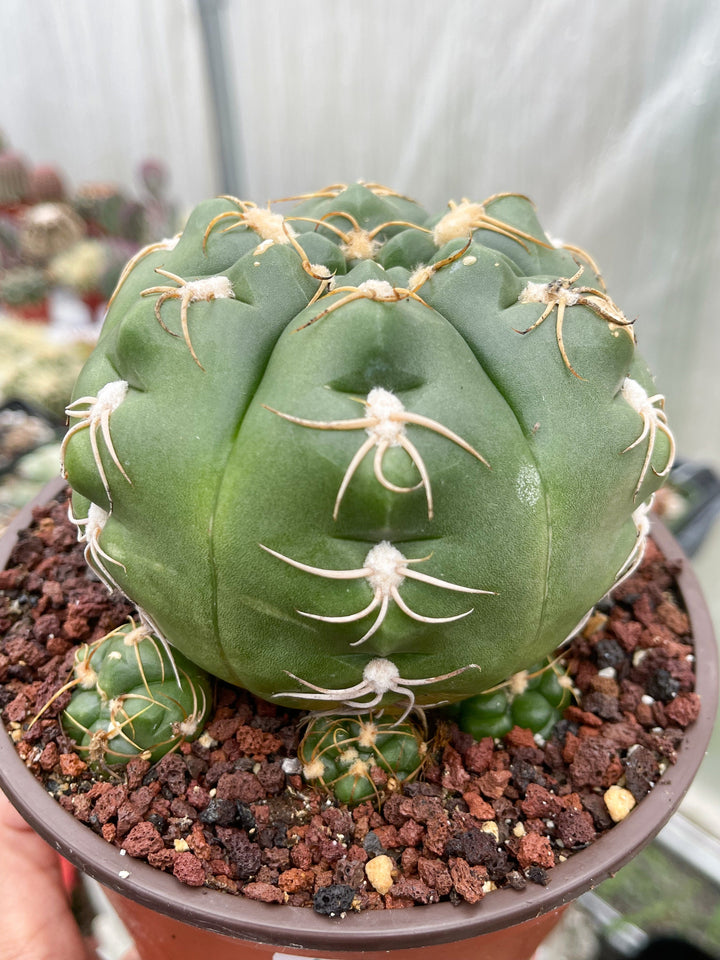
[0,478,716,952]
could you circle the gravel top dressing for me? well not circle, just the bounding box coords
[0,491,700,917]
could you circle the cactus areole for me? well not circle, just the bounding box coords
[62,182,674,717]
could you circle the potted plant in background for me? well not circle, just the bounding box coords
[0,182,716,960]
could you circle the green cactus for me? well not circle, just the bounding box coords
[0,150,30,206]
[49,239,107,295]
[456,659,572,741]
[60,621,212,769]
[62,181,673,721]
[299,713,427,803]
[0,265,48,306]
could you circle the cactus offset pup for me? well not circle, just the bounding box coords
[61,181,673,767]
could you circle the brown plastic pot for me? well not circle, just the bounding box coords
[0,479,717,959]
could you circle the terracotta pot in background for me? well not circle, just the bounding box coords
[0,480,716,960]
[7,299,50,323]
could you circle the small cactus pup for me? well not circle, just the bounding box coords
[62,181,674,722]
[60,620,212,771]
[456,658,573,742]
[298,713,427,804]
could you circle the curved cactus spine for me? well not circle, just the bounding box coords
[620,379,675,497]
[68,502,125,591]
[60,620,212,770]
[140,269,236,369]
[62,182,674,719]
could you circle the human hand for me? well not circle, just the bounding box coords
[0,790,138,960]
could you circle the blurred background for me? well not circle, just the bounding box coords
[0,1,719,956]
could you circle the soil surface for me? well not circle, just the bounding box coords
[0,491,701,916]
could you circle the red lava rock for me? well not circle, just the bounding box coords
[520,783,562,819]
[290,841,313,870]
[564,705,603,728]
[448,859,487,903]
[4,693,29,722]
[462,792,495,821]
[0,501,700,915]
[372,824,401,849]
[278,868,315,893]
[423,818,451,858]
[38,741,59,771]
[173,851,207,887]
[116,801,143,838]
[148,848,176,870]
[123,822,164,858]
[391,877,438,905]
[665,692,701,727]
[515,833,555,870]
[656,601,690,635]
[417,857,453,896]
[476,769,512,799]
[215,771,265,804]
[400,846,420,875]
[441,744,471,791]
[569,738,620,789]
[93,785,125,824]
[397,818,425,847]
[505,726,538,751]
[403,795,444,825]
[554,809,596,848]
[463,737,494,774]
[383,893,414,909]
[102,822,117,843]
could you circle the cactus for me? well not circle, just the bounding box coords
[28,165,66,204]
[62,181,674,724]
[19,202,85,262]
[138,158,177,242]
[456,659,572,741]
[299,714,427,803]
[0,265,48,306]
[0,150,29,206]
[49,239,107,295]
[60,621,212,769]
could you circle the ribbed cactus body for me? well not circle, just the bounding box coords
[299,714,427,804]
[61,622,211,768]
[63,183,673,715]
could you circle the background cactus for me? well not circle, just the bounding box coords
[27,165,66,204]
[62,182,674,719]
[0,150,29,207]
[60,621,212,769]
[19,202,84,262]
[0,265,48,307]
